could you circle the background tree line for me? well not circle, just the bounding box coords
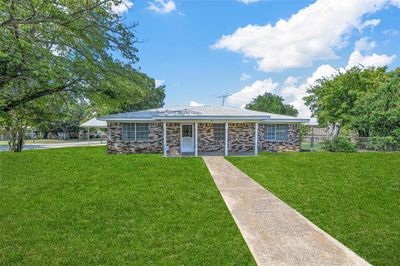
[0,0,164,151]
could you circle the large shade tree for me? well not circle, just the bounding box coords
[0,0,163,151]
[245,92,298,116]
[304,66,399,138]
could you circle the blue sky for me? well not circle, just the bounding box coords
[115,0,400,116]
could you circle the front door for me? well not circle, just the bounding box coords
[181,124,194,153]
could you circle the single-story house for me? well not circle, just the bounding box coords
[99,106,309,156]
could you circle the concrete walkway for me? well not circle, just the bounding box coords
[203,156,370,266]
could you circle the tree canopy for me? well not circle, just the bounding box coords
[0,0,155,113]
[245,92,299,116]
[0,0,165,151]
[304,66,400,138]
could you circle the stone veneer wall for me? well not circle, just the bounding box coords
[107,122,163,154]
[258,123,300,152]
[107,122,301,154]
[166,123,180,156]
[198,123,225,152]
[228,123,256,153]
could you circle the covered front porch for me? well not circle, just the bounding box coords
[162,122,259,157]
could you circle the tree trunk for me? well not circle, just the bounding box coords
[327,123,341,139]
[8,119,26,152]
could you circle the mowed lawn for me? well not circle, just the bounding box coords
[0,147,255,265]
[227,152,400,266]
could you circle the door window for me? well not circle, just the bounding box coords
[182,125,193,137]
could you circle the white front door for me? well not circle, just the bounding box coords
[181,124,194,152]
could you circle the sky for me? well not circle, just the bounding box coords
[114,0,400,117]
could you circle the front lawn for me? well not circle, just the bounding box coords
[0,147,254,265]
[227,152,400,266]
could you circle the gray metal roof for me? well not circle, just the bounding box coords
[99,105,309,123]
[80,118,107,128]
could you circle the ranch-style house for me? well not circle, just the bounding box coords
[100,106,309,156]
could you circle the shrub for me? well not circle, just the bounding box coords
[366,136,399,151]
[321,137,357,152]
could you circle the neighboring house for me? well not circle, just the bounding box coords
[99,106,309,156]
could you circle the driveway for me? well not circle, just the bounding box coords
[203,156,370,266]
[0,141,105,152]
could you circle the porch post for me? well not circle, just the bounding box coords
[194,122,198,156]
[225,122,228,156]
[255,122,258,156]
[163,122,167,157]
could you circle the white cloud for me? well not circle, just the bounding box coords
[347,50,396,68]
[148,0,176,14]
[240,72,251,81]
[281,65,338,117]
[155,79,165,87]
[359,19,381,30]
[227,65,338,117]
[213,0,399,72]
[110,0,133,14]
[190,101,205,107]
[390,0,400,7]
[227,79,279,107]
[237,0,260,4]
[354,37,376,51]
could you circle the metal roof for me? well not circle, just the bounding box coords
[80,118,107,128]
[99,105,309,123]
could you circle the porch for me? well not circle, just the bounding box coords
[163,122,259,157]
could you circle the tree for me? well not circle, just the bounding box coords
[245,92,298,116]
[351,74,400,137]
[0,1,161,151]
[304,66,389,138]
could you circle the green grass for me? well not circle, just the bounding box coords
[0,147,255,265]
[227,152,400,266]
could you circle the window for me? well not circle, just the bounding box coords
[122,123,149,142]
[213,123,225,141]
[264,124,288,141]
[182,125,193,137]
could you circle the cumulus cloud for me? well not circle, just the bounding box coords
[237,0,260,4]
[213,0,399,72]
[148,0,176,14]
[190,101,205,107]
[347,50,396,68]
[110,0,133,14]
[354,37,376,51]
[359,19,381,30]
[227,65,338,117]
[227,79,279,107]
[240,72,251,81]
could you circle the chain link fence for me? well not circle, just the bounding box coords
[301,136,400,152]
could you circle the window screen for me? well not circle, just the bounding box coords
[122,123,149,142]
[264,124,289,141]
[276,124,289,140]
[213,124,225,141]
[122,123,136,141]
